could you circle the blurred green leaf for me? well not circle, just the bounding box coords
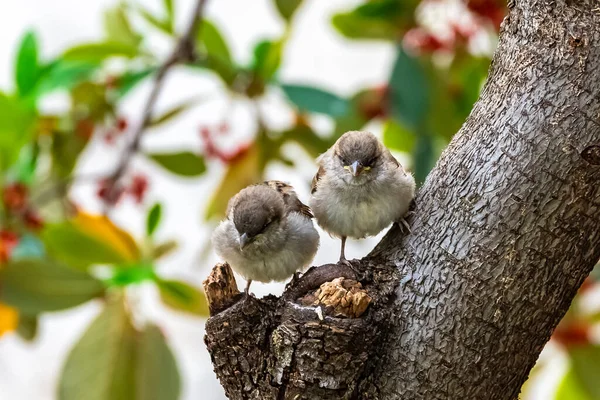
[15,31,41,97]
[42,213,140,270]
[106,262,156,287]
[51,132,89,177]
[16,314,38,341]
[137,324,181,400]
[148,152,206,177]
[275,0,303,21]
[199,20,232,66]
[152,240,178,260]
[116,68,156,98]
[163,0,174,26]
[104,5,141,48]
[35,60,98,96]
[0,259,104,316]
[63,42,139,62]
[158,279,209,316]
[0,93,37,172]
[556,366,593,400]
[564,345,600,399]
[205,144,261,220]
[413,134,435,185]
[354,0,415,19]
[71,81,112,121]
[150,98,203,127]
[280,84,350,117]
[146,203,162,237]
[281,125,331,158]
[138,7,173,36]
[252,39,282,81]
[59,297,136,400]
[382,119,416,153]
[331,12,396,41]
[389,46,429,131]
[9,143,38,185]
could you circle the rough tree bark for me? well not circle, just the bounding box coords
[204,0,600,399]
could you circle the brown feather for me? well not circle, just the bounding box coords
[264,180,314,219]
[311,166,325,195]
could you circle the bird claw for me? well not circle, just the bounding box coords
[399,217,412,234]
[338,257,353,268]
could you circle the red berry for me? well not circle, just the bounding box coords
[23,208,44,230]
[97,179,125,205]
[403,28,448,54]
[3,183,28,211]
[128,174,149,204]
[116,117,128,132]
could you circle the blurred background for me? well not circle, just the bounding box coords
[0,0,597,399]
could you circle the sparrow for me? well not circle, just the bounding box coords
[212,180,320,294]
[309,130,415,263]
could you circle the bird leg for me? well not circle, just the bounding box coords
[244,279,253,296]
[338,236,352,266]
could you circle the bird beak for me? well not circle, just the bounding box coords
[239,233,249,250]
[350,161,363,177]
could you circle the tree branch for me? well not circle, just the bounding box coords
[203,0,600,399]
[104,0,209,208]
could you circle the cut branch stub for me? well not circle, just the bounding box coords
[204,259,400,399]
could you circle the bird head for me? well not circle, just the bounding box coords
[231,186,285,251]
[334,131,383,182]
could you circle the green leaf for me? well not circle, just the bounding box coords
[413,134,435,185]
[152,240,178,260]
[16,314,38,341]
[280,84,350,117]
[63,42,139,63]
[146,203,162,236]
[116,68,156,98]
[59,297,137,400]
[150,98,203,127]
[137,324,181,400]
[564,345,600,399]
[158,279,209,316]
[42,214,140,270]
[0,93,37,172]
[163,0,174,25]
[35,60,98,96]
[205,145,261,220]
[104,6,141,48]
[556,366,593,400]
[389,46,429,131]
[274,0,303,21]
[199,20,232,65]
[137,7,173,36]
[15,31,41,97]
[281,125,331,158]
[331,12,396,41]
[0,259,104,316]
[382,119,416,153]
[148,152,206,177]
[106,263,156,287]
[252,39,282,81]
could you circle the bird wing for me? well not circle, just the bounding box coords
[310,165,325,195]
[264,180,314,219]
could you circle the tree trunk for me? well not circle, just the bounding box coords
[203,0,600,399]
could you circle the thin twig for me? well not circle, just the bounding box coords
[105,0,209,211]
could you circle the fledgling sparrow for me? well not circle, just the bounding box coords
[212,180,320,294]
[309,131,415,263]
